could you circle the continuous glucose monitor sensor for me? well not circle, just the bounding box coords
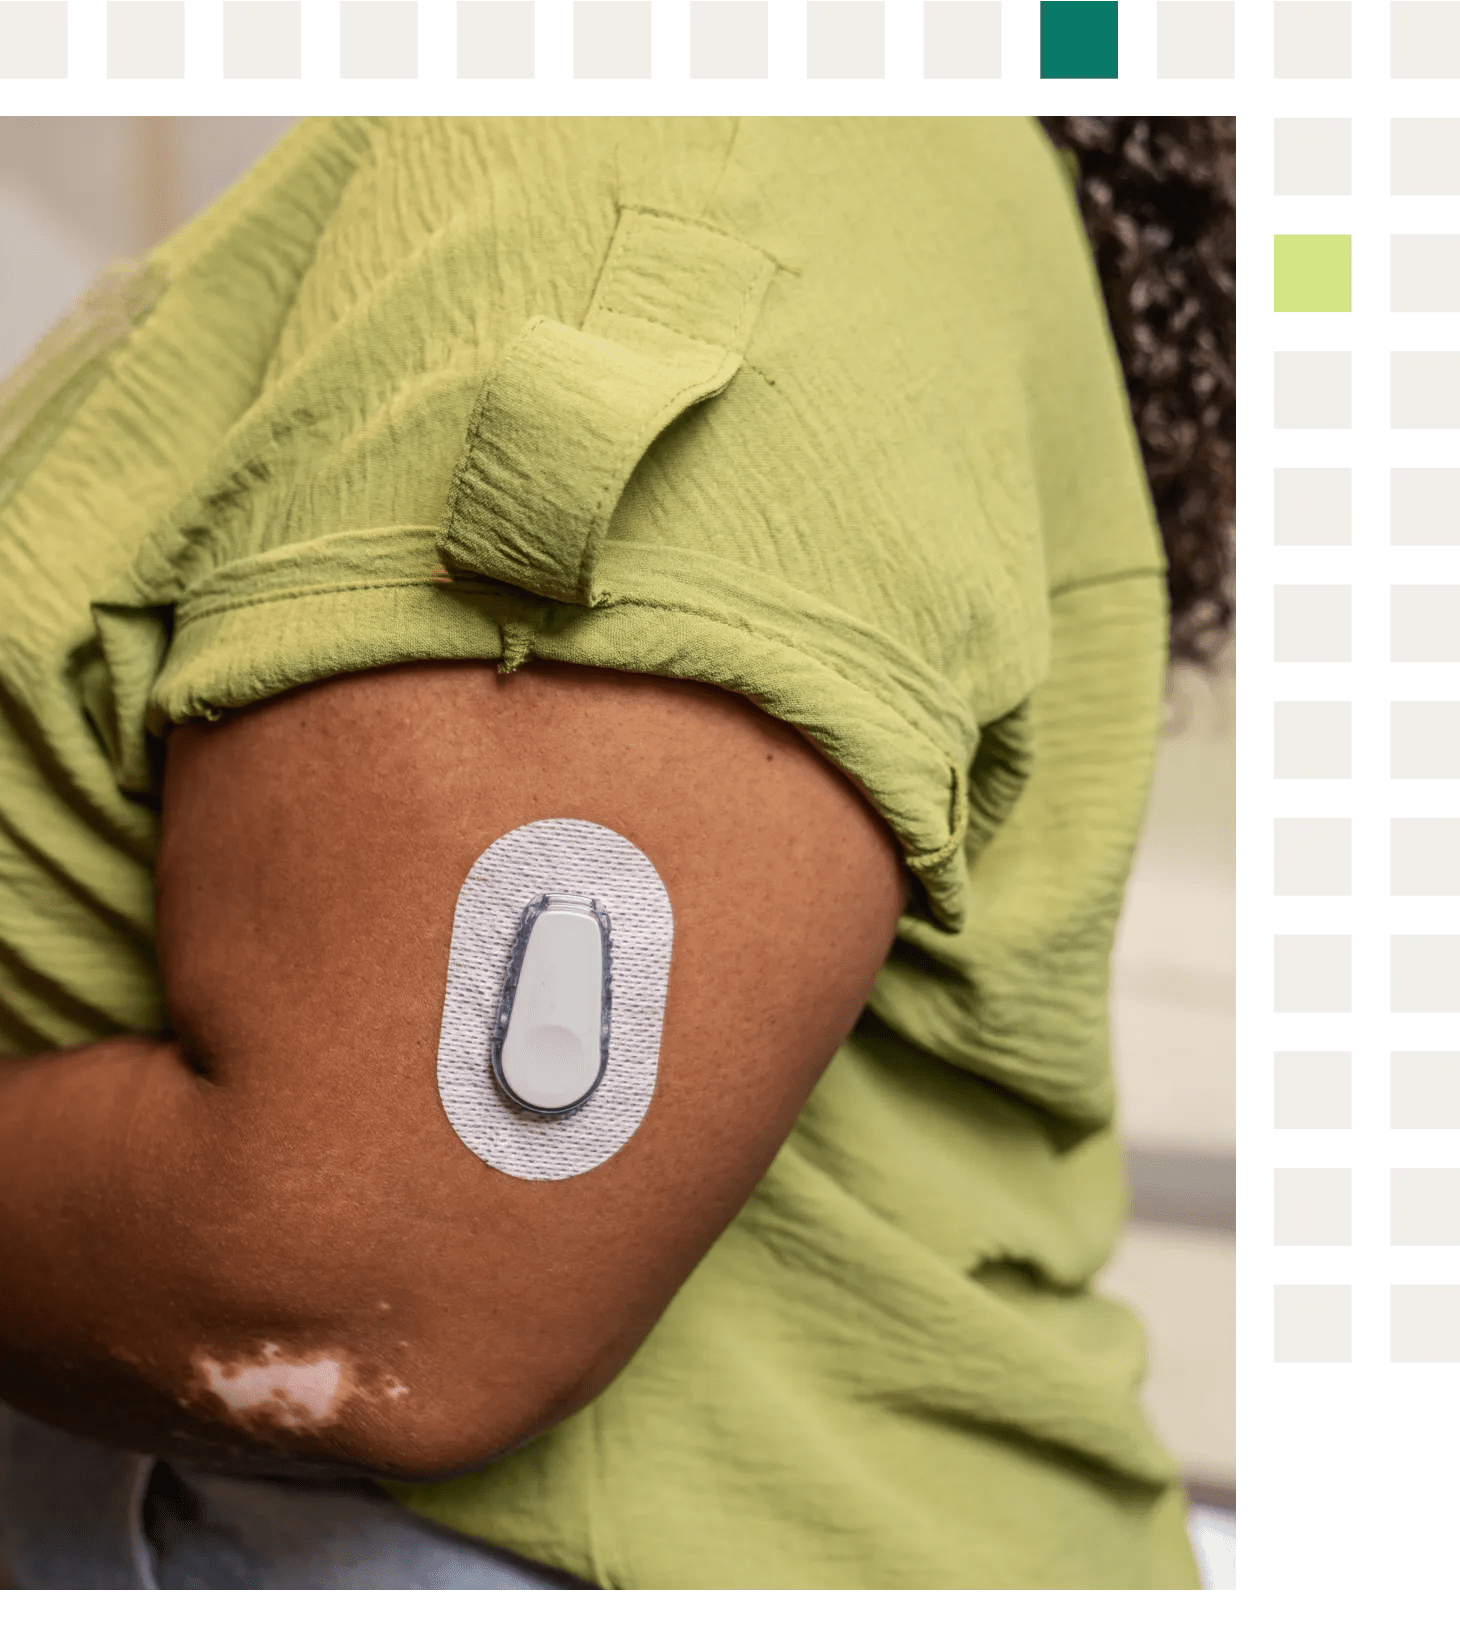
[490,894,612,1115]
[437,818,672,1180]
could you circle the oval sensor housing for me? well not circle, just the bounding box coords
[490,894,612,1116]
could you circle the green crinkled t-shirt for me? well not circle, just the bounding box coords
[0,117,1197,1589]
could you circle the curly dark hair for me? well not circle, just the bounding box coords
[1038,117,1235,669]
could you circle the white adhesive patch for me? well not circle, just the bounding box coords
[437,818,674,1180]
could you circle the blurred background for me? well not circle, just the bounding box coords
[0,114,1235,1520]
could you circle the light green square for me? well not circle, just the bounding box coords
[1274,234,1351,312]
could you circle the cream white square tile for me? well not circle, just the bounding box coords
[223,2,301,77]
[1392,1,1460,78]
[1275,1168,1351,1244]
[1392,1053,1460,1128]
[1392,935,1460,1011]
[457,1,534,76]
[107,0,183,76]
[1266,587,1351,662]
[1266,116,1351,196]
[1273,1,1350,77]
[1392,470,1460,546]
[923,1,999,77]
[807,0,884,77]
[1392,119,1460,195]
[1275,468,1351,546]
[1392,1170,1460,1244]
[1275,351,1351,427]
[1393,237,1460,313]
[0,0,67,75]
[1274,1285,1350,1361]
[339,0,417,76]
[1275,1051,1352,1129]
[1393,704,1460,778]
[1157,1,1234,78]
[1275,818,1351,894]
[690,1,767,78]
[1275,702,1351,779]
[1392,1287,1460,1360]
[1384,577,1456,653]
[1392,353,1460,428]
[574,0,651,77]
[1392,818,1460,894]
[1274,935,1351,1012]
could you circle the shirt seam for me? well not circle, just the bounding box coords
[167,575,968,847]
[173,575,974,759]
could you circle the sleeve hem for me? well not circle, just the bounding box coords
[139,527,1031,933]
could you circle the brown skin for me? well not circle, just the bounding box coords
[0,661,905,1482]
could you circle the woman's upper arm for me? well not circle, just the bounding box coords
[154,658,904,1478]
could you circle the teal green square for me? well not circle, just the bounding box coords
[1041,2,1119,78]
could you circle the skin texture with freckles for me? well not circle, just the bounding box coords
[0,661,905,1481]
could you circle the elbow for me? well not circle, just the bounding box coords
[342,1296,635,1483]
[176,1265,611,1486]
[175,1099,642,1484]
[332,1359,600,1485]
[175,1324,584,1485]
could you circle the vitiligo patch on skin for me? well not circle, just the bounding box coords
[190,1342,348,1432]
[437,818,673,1181]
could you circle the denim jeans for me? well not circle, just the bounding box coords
[0,1403,590,1590]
